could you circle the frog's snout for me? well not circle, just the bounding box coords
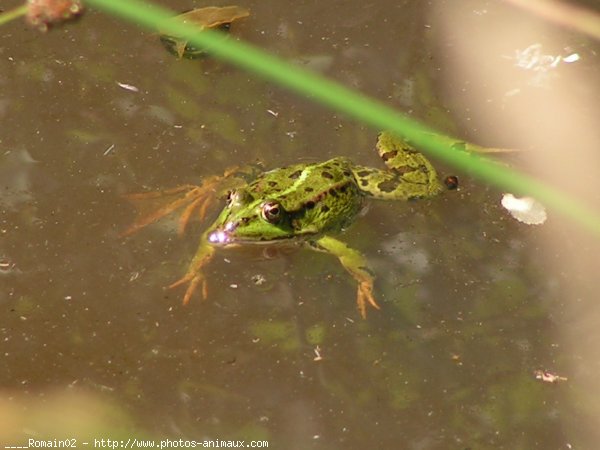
[208,230,229,244]
[208,221,237,244]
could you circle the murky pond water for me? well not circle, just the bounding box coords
[2,1,600,448]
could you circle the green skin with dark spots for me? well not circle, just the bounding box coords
[183,132,443,317]
[209,132,442,243]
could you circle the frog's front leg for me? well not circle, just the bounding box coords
[312,235,380,319]
[168,231,215,305]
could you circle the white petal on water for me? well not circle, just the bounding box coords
[501,194,547,225]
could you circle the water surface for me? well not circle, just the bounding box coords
[1,1,599,449]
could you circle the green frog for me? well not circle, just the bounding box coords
[124,132,443,318]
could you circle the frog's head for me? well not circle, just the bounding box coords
[207,188,299,245]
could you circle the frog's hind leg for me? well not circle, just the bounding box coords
[121,184,212,237]
[312,236,380,319]
[174,171,247,232]
[122,165,260,237]
[352,131,443,200]
[177,193,217,235]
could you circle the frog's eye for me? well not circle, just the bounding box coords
[261,201,282,223]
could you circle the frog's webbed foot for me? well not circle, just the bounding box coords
[356,279,380,319]
[168,237,215,305]
[168,272,207,305]
[313,236,380,319]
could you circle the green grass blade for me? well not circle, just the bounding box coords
[0,5,27,27]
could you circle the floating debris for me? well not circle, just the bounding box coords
[102,144,115,156]
[501,193,547,225]
[0,256,17,275]
[507,43,581,88]
[313,345,323,361]
[116,82,140,93]
[26,0,84,31]
[512,44,561,71]
[534,369,567,383]
[251,274,267,286]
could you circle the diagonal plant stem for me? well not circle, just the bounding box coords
[0,5,27,27]
[85,0,600,236]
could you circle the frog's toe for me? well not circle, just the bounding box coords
[121,184,207,237]
[178,192,213,234]
[356,281,380,319]
[168,274,208,305]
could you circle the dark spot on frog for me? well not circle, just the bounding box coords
[321,171,334,179]
[289,170,303,180]
[305,186,314,192]
[339,185,347,193]
[381,150,398,161]
[267,181,278,187]
[393,165,415,175]
[377,180,399,193]
[321,205,330,213]
[356,170,371,178]
[312,192,326,203]
[343,170,351,177]
[360,179,369,187]
[328,188,338,197]
[305,201,316,209]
